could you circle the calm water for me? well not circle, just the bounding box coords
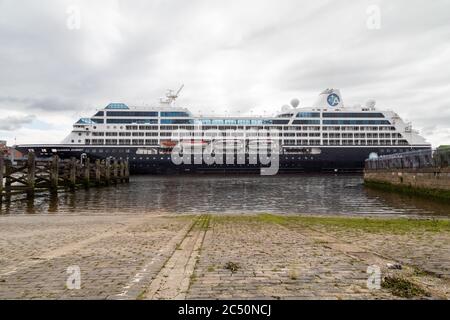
[1,174,449,217]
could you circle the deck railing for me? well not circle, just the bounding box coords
[365,148,450,170]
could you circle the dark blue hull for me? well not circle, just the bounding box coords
[16,145,431,174]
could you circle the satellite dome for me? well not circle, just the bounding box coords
[368,152,379,160]
[281,105,291,112]
[365,99,376,108]
[290,98,300,108]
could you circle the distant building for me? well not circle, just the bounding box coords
[0,140,24,159]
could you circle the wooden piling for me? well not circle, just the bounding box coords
[27,152,35,197]
[69,157,77,189]
[0,155,129,202]
[105,160,111,185]
[4,158,11,200]
[50,155,59,192]
[112,159,118,184]
[119,160,125,183]
[83,158,90,187]
[125,160,130,182]
[0,154,4,204]
[95,159,101,185]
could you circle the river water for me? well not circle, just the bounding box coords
[1,174,449,217]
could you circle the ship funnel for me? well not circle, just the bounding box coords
[313,88,344,109]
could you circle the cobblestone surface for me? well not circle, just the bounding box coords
[305,225,450,279]
[0,213,448,299]
[0,214,192,299]
[187,216,394,300]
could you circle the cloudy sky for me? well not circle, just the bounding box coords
[0,0,449,147]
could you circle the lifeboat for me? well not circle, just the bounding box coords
[160,140,178,148]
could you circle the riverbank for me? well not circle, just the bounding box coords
[364,168,450,202]
[0,213,448,299]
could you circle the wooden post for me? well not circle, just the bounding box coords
[27,152,36,198]
[83,158,90,188]
[69,157,77,189]
[95,159,101,185]
[119,160,125,183]
[112,159,118,184]
[125,160,130,182]
[105,159,111,185]
[4,158,11,200]
[50,155,59,193]
[0,154,4,204]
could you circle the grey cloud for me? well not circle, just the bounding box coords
[0,115,35,131]
[0,0,449,145]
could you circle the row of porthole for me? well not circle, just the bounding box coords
[132,163,313,168]
[126,156,315,161]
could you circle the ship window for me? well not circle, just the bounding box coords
[322,120,390,125]
[105,103,129,110]
[160,112,190,117]
[292,120,320,125]
[160,119,193,124]
[94,111,104,117]
[107,119,158,124]
[106,111,157,117]
[297,112,320,118]
[323,112,385,118]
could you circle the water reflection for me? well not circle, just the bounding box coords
[1,174,449,217]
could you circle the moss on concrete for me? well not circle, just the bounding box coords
[364,179,450,202]
[255,213,450,234]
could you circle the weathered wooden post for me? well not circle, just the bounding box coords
[69,157,77,190]
[125,160,130,182]
[95,159,101,185]
[83,158,91,188]
[119,160,125,183]
[27,152,36,198]
[4,158,12,200]
[112,159,118,184]
[50,155,59,193]
[0,153,4,204]
[105,159,111,185]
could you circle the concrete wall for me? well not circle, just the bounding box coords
[364,168,450,191]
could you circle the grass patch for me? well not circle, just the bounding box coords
[257,214,288,225]
[256,214,450,234]
[193,214,211,231]
[137,290,146,300]
[212,214,449,234]
[381,276,430,298]
[412,267,436,277]
[296,216,449,234]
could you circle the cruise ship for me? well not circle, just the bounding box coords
[16,88,431,173]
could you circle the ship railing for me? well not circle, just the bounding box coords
[365,147,450,170]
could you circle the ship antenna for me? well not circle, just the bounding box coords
[163,84,184,106]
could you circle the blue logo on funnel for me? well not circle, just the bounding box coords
[327,93,340,107]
